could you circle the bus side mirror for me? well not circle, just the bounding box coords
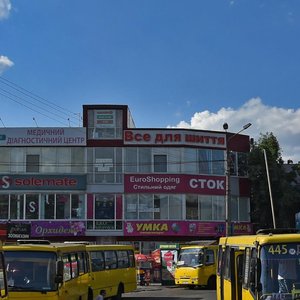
[249,258,262,292]
[55,261,64,284]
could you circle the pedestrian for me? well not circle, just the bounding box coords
[95,289,106,300]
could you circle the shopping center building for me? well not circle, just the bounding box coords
[0,104,252,253]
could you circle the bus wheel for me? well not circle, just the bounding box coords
[114,284,124,300]
[207,276,216,290]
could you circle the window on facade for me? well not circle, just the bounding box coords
[0,148,10,172]
[41,194,55,219]
[10,194,24,219]
[169,195,182,219]
[139,194,153,219]
[26,155,40,172]
[71,194,85,219]
[199,196,212,220]
[154,194,168,219]
[25,194,39,219]
[139,148,151,173]
[212,149,225,175]
[56,194,71,219]
[0,195,9,219]
[212,196,225,221]
[186,195,199,220]
[95,194,115,219]
[87,109,123,139]
[229,151,237,175]
[124,194,138,219]
[124,148,138,173]
[183,148,197,173]
[153,155,167,172]
[199,149,211,174]
[238,152,248,176]
[95,148,114,183]
[231,197,250,222]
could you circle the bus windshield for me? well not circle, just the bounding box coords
[260,243,300,299]
[177,248,204,268]
[5,251,57,292]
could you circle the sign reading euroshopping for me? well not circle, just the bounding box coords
[124,174,226,195]
[0,127,86,146]
[0,174,86,190]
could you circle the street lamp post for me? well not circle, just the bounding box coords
[223,122,252,236]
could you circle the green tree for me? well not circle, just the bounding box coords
[248,132,300,231]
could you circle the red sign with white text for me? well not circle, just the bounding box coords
[124,174,226,195]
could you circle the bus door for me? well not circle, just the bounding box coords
[219,246,242,300]
[235,252,244,300]
[217,245,225,300]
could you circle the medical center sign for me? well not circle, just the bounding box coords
[124,174,225,195]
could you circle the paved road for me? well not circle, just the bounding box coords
[123,284,216,300]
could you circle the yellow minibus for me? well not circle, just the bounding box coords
[86,244,137,299]
[4,240,91,300]
[217,229,300,300]
[175,241,218,289]
[0,241,8,299]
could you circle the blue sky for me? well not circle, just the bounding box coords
[1,0,300,162]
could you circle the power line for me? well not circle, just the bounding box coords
[0,76,81,126]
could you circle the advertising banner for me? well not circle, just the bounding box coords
[124,174,226,195]
[124,220,253,237]
[31,221,85,237]
[7,222,31,239]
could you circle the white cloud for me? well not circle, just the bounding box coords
[0,55,14,74]
[0,0,11,20]
[171,98,300,163]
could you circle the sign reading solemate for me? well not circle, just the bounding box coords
[0,174,86,190]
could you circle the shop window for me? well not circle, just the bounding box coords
[25,194,39,219]
[71,194,85,219]
[153,155,167,172]
[95,194,115,219]
[186,195,199,220]
[154,194,168,219]
[199,196,212,220]
[0,195,9,219]
[41,194,55,219]
[9,194,24,219]
[26,155,40,172]
[169,195,182,220]
[139,194,153,219]
[56,194,71,219]
[124,148,138,173]
[124,194,138,219]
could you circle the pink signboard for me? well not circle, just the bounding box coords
[124,220,252,237]
[124,174,226,195]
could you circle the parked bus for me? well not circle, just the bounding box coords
[217,229,300,300]
[0,241,8,300]
[4,240,91,300]
[174,241,218,289]
[85,244,137,299]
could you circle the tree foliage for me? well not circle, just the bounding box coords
[248,132,300,231]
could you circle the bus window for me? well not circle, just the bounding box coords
[205,250,215,265]
[117,250,129,268]
[104,251,117,269]
[91,251,105,271]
